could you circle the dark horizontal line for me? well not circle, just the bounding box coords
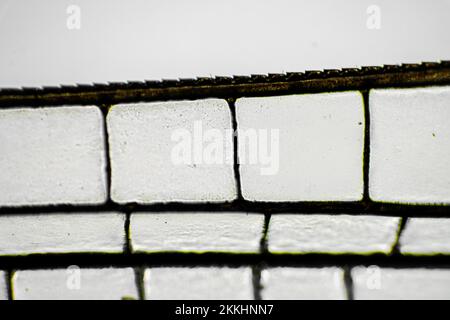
[1,252,450,271]
[0,62,449,107]
[0,200,449,217]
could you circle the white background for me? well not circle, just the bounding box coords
[0,0,449,87]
